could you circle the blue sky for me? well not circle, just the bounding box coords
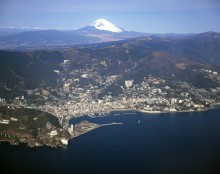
[0,0,220,33]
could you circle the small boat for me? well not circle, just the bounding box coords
[138,120,140,124]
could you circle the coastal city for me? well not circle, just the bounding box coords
[1,58,220,146]
[1,1,220,173]
[0,58,220,147]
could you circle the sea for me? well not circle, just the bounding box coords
[1,108,220,174]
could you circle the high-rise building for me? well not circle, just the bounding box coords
[125,80,133,88]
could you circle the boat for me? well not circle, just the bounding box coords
[138,120,140,124]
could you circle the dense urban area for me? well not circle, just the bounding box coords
[0,57,220,147]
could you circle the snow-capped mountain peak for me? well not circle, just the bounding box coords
[90,18,124,33]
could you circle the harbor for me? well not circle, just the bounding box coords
[69,121,123,139]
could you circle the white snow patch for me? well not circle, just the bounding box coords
[90,18,123,33]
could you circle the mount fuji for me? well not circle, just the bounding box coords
[78,18,125,33]
[72,18,144,42]
[0,18,144,50]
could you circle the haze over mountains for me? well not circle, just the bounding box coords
[0,18,145,50]
[0,18,218,51]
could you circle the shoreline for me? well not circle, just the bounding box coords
[0,122,123,148]
[1,106,219,148]
[68,106,220,141]
[69,105,220,124]
[0,139,19,146]
[79,106,219,118]
[67,107,220,142]
[137,104,220,115]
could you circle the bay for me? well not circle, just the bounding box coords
[1,108,220,174]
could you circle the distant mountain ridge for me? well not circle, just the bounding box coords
[0,18,220,50]
[0,18,146,49]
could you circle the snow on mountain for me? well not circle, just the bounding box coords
[90,18,124,33]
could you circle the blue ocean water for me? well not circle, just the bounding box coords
[1,108,220,174]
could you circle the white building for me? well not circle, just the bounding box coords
[64,60,70,64]
[53,70,60,74]
[68,125,74,135]
[170,98,177,105]
[81,74,88,78]
[0,119,10,124]
[10,117,18,121]
[61,138,68,145]
[49,130,58,137]
[125,80,133,88]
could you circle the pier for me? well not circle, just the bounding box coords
[70,122,123,139]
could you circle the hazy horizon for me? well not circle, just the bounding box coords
[0,0,220,33]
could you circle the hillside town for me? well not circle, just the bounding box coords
[1,60,220,127]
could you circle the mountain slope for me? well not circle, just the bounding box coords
[0,33,220,101]
[0,50,63,99]
[0,30,100,49]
